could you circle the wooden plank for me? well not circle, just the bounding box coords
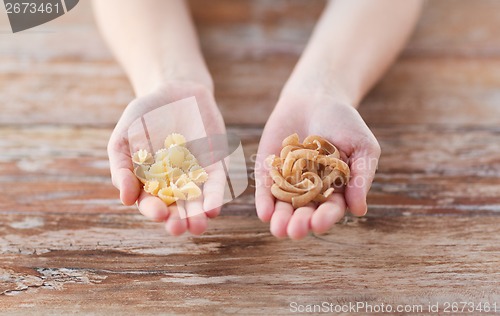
[0,60,130,127]
[0,213,499,314]
[3,1,500,127]
[360,58,500,126]
[1,1,500,313]
[3,57,500,127]
[191,0,500,58]
[4,0,500,59]
[407,0,500,57]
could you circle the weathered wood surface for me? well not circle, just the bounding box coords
[2,0,500,127]
[1,0,500,315]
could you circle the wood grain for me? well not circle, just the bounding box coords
[1,0,500,314]
[2,1,500,126]
[1,214,500,315]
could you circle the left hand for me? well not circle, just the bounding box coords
[255,92,381,239]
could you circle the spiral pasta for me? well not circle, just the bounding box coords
[132,133,208,206]
[266,133,350,208]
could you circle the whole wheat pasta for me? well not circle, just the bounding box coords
[267,133,350,208]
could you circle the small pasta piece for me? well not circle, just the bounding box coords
[166,167,184,182]
[144,180,161,195]
[132,149,154,165]
[146,162,169,181]
[179,181,202,200]
[164,133,186,148]
[181,158,198,172]
[134,165,148,184]
[282,133,300,147]
[188,165,208,184]
[174,174,190,187]
[158,187,177,206]
[154,148,170,162]
[170,184,187,200]
[131,133,209,207]
[168,146,186,168]
[149,161,167,174]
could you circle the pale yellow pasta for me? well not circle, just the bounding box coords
[166,167,183,182]
[188,165,208,184]
[167,146,186,168]
[158,187,177,205]
[173,174,190,187]
[134,165,148,184]
[145,162,169,181]
[132,149,154,165]
[179,181,202,200]
[148,161,167,174]
[154,148,170,162]
[144,180,161,195]
[170,186,186,200]
[132,133,208,207]
[185,153,195,162]
[164,133,186,148]
[181,159,197,172]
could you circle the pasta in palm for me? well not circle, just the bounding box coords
[132,133,208,206]
[132,149,154,165]
[267,133,350,208]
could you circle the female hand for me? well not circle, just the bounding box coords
[107,82,226,236]
[255,92,381,239]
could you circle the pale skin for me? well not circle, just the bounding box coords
[93,0,423,238]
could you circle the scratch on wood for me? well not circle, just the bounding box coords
[0,267,107,296]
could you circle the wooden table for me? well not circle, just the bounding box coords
[1,1,500,314]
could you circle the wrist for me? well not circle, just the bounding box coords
[280,74,359,110]
[130,61,213,98]
[281,47,368,109]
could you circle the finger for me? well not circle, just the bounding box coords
[185,199,208,235]
[108,137,141,206]
[185,198,205,218]
[254,156,275,222]
[205,207,221,219]
[187,213,208,236]
[269,201,294,238]
[165,202,188,236]
[136,190,169,221]
[310,194,346,235]
[202,163,226,217]
[345,149,380,216]
[118,169,141,206]
[286,205,315,240]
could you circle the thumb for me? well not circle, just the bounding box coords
[345,147,380,216]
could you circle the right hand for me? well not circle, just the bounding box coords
[107,81,227,236]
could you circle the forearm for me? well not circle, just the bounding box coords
[92,0,212,97]
[283,0,423,107]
